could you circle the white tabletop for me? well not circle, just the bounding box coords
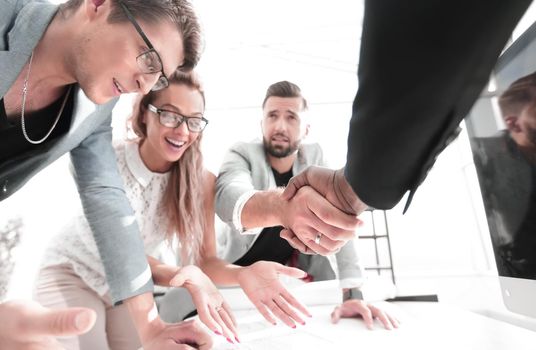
[211,280,536,350]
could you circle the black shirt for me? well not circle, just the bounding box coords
[0,87,74,164]
[233,167,296,267]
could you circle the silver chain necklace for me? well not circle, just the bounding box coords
[20,51,72,145]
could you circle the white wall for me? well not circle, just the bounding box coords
[3,0,536,309]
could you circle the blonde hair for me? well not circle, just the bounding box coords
[129,72,206,264]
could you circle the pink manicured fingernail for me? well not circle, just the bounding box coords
[226,337,234,344]
[235,336,241,343]
[292,325,296,329]
[214,330,221,336]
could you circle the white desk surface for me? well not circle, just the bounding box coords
[211,280,536,350]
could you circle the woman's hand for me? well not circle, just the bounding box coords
[331,300,400,330]
[237,261,311,328]
[170,265,239,343]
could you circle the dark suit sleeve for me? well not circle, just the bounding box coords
[345,0,531,210]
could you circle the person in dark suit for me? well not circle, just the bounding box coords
[281,0,533,254]
[473,72,536,279]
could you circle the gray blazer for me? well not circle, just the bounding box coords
[215,140,364,284]
[0,0,152,304]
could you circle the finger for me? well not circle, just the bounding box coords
[280,289,311,318]
[281,226,324,255]
[292,205,354,252]
[370,306,393,330]
[219,305,240,342]
[305,210,358,243]
[222,301,237,329]
[387,313,400,328]
[301,225,346,253]
[307,194,361,233]
[331,306,341,324]
[26,307,96,337]
[196,304,221,335]
[265,299,296,328]
[209,307,234,343]
[193,326,214,350]
[280,229,310,254]
[281,173,309,201]
[253,300,277,326]
[302,238,332,256]
[358,305,374,330]
[274,294,305,326]
[172,320,214,350]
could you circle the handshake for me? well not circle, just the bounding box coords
[279,166,368,255]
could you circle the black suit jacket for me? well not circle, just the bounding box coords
[346,0,532,211]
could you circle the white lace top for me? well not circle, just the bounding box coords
[42,141,173,296]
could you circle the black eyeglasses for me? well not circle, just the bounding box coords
[148,104,208,132]
[119,1,169,91]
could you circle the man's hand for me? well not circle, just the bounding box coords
[237,261,311,328]
[170,265,238,343]
[0,300,96,350]
[142,319,213,350]
[283,166,367,215]
[331,300,400,330]
[125,292,213,349]
[279,186,361,255]
[280,166,367,254]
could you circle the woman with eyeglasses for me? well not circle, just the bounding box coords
[33,72,238,350]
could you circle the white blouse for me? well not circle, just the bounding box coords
[42,141,172,296]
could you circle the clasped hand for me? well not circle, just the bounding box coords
[280,166,367,255]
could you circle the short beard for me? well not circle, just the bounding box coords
[263,137,300,158]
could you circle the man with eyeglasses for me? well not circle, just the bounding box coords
[0,0,212,349]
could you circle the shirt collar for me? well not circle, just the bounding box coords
[125,141,157,188]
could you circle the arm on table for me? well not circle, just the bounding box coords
[203,171,312,328]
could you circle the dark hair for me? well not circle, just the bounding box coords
[498,71,536,118]
[262,80,308,110]
[61,0,203,72]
